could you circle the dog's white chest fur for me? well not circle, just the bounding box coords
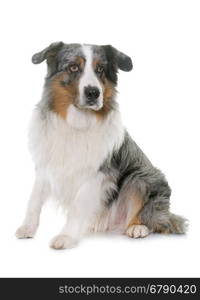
[29,104,124,204]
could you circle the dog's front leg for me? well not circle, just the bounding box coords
[50,173,104,249]
[15,176,50,239]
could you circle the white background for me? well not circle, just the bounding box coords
[0,0,199,277]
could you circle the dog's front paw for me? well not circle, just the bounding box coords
[15,224,37,239]
[50,234,78,250]
[126,224,150,238]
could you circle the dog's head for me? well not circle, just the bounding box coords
[32,42,133,118]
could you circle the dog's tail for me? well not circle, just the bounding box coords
[140,191,188,234]
[167,213,188,234]
[141,207,188,234]
[152,212,188,234]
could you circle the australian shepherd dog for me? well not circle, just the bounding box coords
[16,42,187,249]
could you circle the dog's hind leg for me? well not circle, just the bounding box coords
[137,178,187,235]
[15,176,50,239]
[123,188,150,238]
[124,176,187,238]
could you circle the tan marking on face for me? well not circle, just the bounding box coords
[51,73,79,119]
[126,192,144,229]
[94,79,116,119]
[75,56,85,70]
[92,59,102,68]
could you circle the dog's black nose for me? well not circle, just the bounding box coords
[84,86,100,105]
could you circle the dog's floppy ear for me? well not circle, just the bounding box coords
[103,45,133,72]
[31,41,64,64]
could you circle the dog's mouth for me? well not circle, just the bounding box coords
[74,98,103,111]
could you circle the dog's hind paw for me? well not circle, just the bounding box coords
[126,224,150,238]
[15,224,37,239]
[50,234,78,250]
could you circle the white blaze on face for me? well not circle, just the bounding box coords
[78,45,103,110]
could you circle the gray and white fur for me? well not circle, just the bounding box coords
[16,42,187,249]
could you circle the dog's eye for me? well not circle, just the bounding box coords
[69,64,79,73]
[96,65,104,74]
